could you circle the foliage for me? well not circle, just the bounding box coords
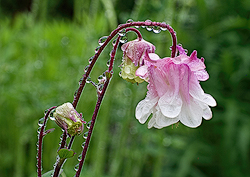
[0,0,250,176]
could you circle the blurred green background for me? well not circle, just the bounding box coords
[1,0,250,176]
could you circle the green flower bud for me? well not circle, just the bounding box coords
[53,102,85,136]
[119,56,144,84]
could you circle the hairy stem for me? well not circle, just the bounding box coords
[37,106,56,177]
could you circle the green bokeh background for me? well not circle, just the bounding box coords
[1,0,250,176]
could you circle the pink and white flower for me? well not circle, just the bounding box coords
[135,45,216,128]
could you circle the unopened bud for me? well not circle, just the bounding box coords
[53,102,85,136]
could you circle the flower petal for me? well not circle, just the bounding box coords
[155,107,179,127]
[135,96,158,124]
[158,92,182,118]
[189,74,217,107]
[179,100,203,128]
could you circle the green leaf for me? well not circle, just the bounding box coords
[57,148,75,159]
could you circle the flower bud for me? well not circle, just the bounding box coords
[53,102,85,136]
[119,56,145,83]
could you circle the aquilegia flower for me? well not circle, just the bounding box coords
[53,102,85,136]
[135,45,216,128]
[120,38,155,83]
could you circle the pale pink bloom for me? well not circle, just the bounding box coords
[120,39,156,83]
[135,45,216,128]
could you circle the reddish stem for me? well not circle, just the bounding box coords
[37,106,57,177]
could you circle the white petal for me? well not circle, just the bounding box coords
[158,92,182,118]
[203,94,217,107]
[189,77,216,107]
[135,96,158,124]
[179,101,203,128]
[202,104,213,120]
[155,108,179,127]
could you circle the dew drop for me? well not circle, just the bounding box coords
[81,142,86,148]
[84,65,89,72]
[37,127,42,133]
[97,75,103,82]
[78,154,82,161]
[126,19,134,23]
[119,35,128,43]
[38,118,45,127]
[74,164,79,171]
[98,36,108,45]
[97,84,104,93]
[79,77,83,85]
[145,19,153,31]
[83,131,88,139]
[74,89,78,97]
[160,22,168,31]
[153,26,161,34]
[44,109,48,116]
[112,38,117,46]
[49,112,55,121]
[88,56,94,64]
[135,25,140,28]
[106,59,111,67]
[145,19,152,25]
[86,76,91,83]
[86,120,91,129]
[118,29,126,37]
[146,26,153,31]
[95,46,101,53]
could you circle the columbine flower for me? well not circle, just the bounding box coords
[135,45,216,128]
[119,38,155,83]
[53,102,85,136]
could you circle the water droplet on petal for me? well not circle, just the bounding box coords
[83,131,88,139]
[38,118,45,127]
[95,46,101,53]
[88,56,94,64]
[160,22,168,31]
[74,164,79,171]
[78,154,82,161]
[119,35,128,43]
[98,36,108,45]
[118,29,126,37]
[86,120,91,129]
[153,26,161,34]
[126,19,134,23]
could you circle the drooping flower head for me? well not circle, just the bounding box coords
[119,38,155,83]
[53,102,86,136]
[135,45,216,128]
